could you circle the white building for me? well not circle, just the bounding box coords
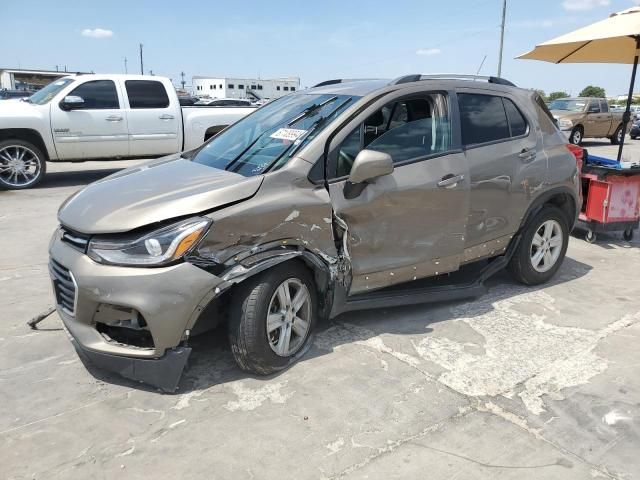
[192,76,300,100]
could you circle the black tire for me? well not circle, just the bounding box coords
[631,136,637,140]
[228,261,317,375]
[623,229,634,241]
[0,139,47,190]
[585,229,597,244]
[610,125,624,145]
[569,126,583,145]
[507,205,569,285]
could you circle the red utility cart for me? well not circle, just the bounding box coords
[578,158,640,243]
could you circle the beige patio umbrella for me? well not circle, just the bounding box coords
[517,6,640,162]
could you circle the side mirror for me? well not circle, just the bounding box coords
[60,95,85,111]
[348,149,394,184]
[344,149,394,199]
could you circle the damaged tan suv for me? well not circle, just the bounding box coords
[50,75,581,391]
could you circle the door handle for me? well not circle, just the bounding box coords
[438,174,464,188]
[159,114,175,120]
[518,148,536,161]
[106,115,123,122]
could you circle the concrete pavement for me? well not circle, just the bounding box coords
[1,142,639,479]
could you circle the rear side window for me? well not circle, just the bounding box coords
[68,80,119,109]
[503,98,528,137]
[458,93,509,145]
[534,95,558,134]
[125,80,170,109]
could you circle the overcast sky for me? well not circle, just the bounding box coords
[4,0,640,97]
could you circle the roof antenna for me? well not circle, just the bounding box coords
[476,55,487,77]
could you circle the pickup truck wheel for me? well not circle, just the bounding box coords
[568,127,583,145]
[507,206,569,286]
[610,125,624,145]
[228,261,317,375]
[0,140,46,190]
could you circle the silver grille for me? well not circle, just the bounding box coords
[49,259,77,316]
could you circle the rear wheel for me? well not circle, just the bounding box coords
[623,229,634,241]
[610,125,624,145]
[508,206,569,285]
[0,139,46,190]
[569,126,583,145]
[228,262,317,375]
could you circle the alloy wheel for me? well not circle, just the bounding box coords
[0,145,41,187]
[266,278,312,357]
[530,220,564,273]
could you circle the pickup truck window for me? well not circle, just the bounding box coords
[28,78,75,105]
[125,80,170,109]
[68,80,119,109]
[548,99,586,112]
[192,93,358,177]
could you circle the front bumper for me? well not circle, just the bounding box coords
[49,232,226,390]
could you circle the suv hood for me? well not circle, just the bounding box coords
[58,155,263,234]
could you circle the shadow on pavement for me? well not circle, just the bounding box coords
[37,168,124,189]
[78,256,593,394]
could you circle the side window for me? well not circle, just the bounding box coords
[125,80,170,109]
[503,98,528,137]
[587,101,600,113]
[599,99,609,113]
[68,80,119,109]
[334,94,451,178]
[458,93,509,146]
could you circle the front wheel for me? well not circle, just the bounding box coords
[228,261,317,375]
[569,127,583,145]
[610,125,624,145]
[0,139,47,190]
[508,206,569,285]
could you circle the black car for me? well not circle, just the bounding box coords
[0,89,33,100]
[630,120,640,139]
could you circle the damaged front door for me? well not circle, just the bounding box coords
[326,92,469,294]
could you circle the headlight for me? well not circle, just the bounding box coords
[558,118,573,129]
[88,217,211,267]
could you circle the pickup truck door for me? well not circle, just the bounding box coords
[50,79,129,160]
[326,91,469,294]
[123,79,182,157]
[585,100,611,137]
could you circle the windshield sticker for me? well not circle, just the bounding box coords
[270,128,307,141]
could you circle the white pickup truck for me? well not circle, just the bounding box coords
[0,74,256,189]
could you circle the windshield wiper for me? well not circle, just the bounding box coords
[287,97,354,157]
[288,96,338,126]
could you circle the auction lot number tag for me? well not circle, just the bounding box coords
[270,128,307,141]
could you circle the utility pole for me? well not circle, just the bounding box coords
[139,43,144,75]
[180,71,186,90]
[497,0,507,77]
[124,57,128,74]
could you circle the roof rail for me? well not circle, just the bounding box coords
[312,78,382,88]
[390,74,517,87]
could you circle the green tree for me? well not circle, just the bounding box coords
[579,85,606,98]
[548,91,569,101]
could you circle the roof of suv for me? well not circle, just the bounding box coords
[305,75,522,98]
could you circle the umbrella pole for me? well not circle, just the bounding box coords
[618,36,640,163]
